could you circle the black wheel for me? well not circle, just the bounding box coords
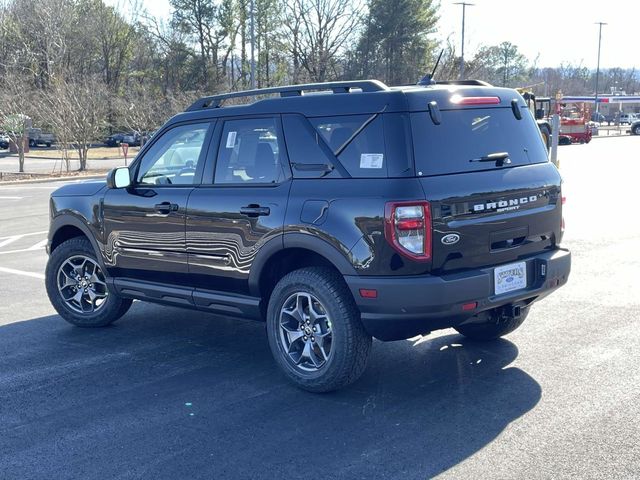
[633,125,640,135]
[28,139,36,148]
[45,237,132,327]
[45,142,52,147]
[455,307,529,341]
[266,267,371,392]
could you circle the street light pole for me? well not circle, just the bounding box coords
[454,2,474,80]
[250,0,256,89]
[594,22,607,114]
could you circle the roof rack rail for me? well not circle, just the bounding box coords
[435,80,493,86]
[186,80,389,111]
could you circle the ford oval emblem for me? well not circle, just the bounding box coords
[441,233,460,245]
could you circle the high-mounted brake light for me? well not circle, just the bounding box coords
[450,95,501,105]
[384,201,432,262]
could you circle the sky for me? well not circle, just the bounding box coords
[121,0,640,70]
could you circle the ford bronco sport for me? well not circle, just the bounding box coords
[45,79,571,392]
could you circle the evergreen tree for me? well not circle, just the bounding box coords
[351,0,439,85]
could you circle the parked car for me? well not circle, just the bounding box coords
[45,79,571,392]
[0,133,10,149]
[105,132,141,147]
[104,133,126,147]
[122,131,141,146]
[618,113,639,125]
[630,120,640,135]
[590,112,606,124]
[27,128,55,147]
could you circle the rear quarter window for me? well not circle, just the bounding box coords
[411,107,548,176]
[310,115,387,178]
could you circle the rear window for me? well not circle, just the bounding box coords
[411,107,548,176]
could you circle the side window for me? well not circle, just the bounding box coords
[310,114,387,178]
[214,118,284,185]
[136,123,209,186]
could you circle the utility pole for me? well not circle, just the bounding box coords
[594,22,607,114]
[454,2,474,80]
[250,0,256,89]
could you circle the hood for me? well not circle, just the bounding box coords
[52,180,106,197]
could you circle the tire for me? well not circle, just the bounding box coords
[633,125,640,135]
[266,267,372,393]
[455,307,529,341]
[45,237,132,327]
[539,125,551,150]
[28,139,36,148]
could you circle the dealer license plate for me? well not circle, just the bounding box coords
[494,262,527,295]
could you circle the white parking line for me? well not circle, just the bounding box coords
[0,231,48,253]
[0,230,48,241]
[28,239,48,250]
[0,196,23,199]
[0,266,44,280]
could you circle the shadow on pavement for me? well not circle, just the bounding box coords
[0,303,541,479]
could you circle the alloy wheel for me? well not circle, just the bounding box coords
[278,292,333,372]
[57,255,108,314]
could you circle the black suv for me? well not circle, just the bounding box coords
[45,80,571,392]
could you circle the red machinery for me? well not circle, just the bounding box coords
[558,101,592,144]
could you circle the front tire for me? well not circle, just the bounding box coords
[455,307,529,341]
[45,237,132,327]
[266,267,371,393]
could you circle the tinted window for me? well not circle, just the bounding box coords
[137,123,209,185]
[310,115,387,178]
[215,118,284,185]
[411,107,548,176]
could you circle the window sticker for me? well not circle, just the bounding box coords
[360,153,383,169]
[226,131,237,148]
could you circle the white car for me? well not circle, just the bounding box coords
[618,113,639,125]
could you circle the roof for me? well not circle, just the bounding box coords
[168,80,526,125]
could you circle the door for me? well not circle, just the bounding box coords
[186,116,291,294]
[102,122,213,286]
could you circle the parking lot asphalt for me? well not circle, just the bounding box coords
[0,137,639,479]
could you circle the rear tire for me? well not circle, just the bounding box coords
[455,307,529,341]
[46,237,132,327]
[632,125,640,135]
[266,267,371,393]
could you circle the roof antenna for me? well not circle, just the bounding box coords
[418,49,444,86]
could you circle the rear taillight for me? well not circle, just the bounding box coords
[384,201,432,261]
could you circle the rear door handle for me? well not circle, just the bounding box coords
[240,205,270,217]
[154,202,179,214]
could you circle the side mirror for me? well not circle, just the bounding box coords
[106,167,131,189]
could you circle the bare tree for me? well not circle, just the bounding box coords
[284,0,362,82]
[0,72,34,173]
[42,77,109,171]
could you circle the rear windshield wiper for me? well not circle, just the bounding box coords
[469,152,511,166]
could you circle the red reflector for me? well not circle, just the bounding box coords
[462,302,477,311]
[561,196,566,205]
[451,95,501,105]
[396,218,424,230]
[359,289,378,299]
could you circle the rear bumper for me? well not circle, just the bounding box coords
[344,248,571,341]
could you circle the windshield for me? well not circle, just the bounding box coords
[411,107,548,176]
